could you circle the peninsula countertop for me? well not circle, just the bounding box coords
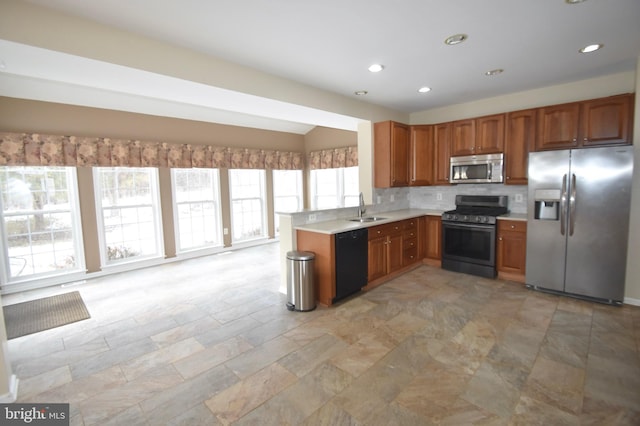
[294,209,444,235]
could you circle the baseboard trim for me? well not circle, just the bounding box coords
[0,375,19,403]
[623,297,640,307]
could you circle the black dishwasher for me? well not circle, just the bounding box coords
[334,228,368,303]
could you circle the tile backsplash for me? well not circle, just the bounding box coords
[374,184,528,214]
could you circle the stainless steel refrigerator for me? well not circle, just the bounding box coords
[526,145,634,304]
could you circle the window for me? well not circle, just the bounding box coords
[272,170,303,235]
[94,167,163,265]
[310,166,359,210]
[172,168,222,252]
[0,166,85,286]
[229,169,267,243]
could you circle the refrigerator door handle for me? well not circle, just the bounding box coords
[560,173,568,236]
[569,173,577,236]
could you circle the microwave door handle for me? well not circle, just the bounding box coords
[560,174,567,236]
[569,173,576,236]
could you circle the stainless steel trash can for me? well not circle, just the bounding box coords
[286,250,316,312]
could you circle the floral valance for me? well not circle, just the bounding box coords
[308,146,358,170]
[0,132,304,170]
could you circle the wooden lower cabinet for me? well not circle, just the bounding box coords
[295,230,335,306]
[367,222,404,282]
[402,218,419,266]
[496,220,527,282]
[424,215,442,262]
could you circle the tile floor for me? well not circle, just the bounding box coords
[3,241,640,425]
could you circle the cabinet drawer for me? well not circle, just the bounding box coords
[403,247,418,265]
[403,229,417,239]
[368,222,403,240]
[403,237,417,250]
[498,220,527,233]
[403,219,418,230]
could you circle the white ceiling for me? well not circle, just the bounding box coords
[2,0,640,134]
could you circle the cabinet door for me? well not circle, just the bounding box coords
[505,109,535,185]
[374,121,409,188]
[433,123,452,185]
[476,114,505,154]
[535,102,580,150]
[497,221,527,275]
[388,232,404,273]
[391,123,410,186]
[581,94,632,147]
[424,216,442,260]
[452,119,476,156]
[409,125,434,186]
[368,236,387,282]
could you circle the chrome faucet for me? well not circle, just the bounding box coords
[358,192,366,218]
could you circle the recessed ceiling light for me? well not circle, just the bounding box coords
[485,68,504,76]
[444,34,468,46]
[418,87,432,93]
[565,0,587,4]
[354,90,368,96]
[368,64,384,73]
[579,43,603,53]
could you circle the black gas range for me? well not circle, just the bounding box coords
[441,195,509,278]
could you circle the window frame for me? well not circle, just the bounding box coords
[310,166,359,210]
[0,166,86,292]
[170,168,223,254]
[228,169,268,244]
[93,167,164,268]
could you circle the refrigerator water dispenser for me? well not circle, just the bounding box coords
[534,189,561,220]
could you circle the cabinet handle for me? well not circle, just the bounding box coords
[506,176,510,180]
[499,237,503,240]
[511,225,515,229]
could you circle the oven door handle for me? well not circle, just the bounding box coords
[560,173,567,236]
[442,221,495,230]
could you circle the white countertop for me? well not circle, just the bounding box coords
[294,209,443,235]
[295,208,528,234]
[498,213,527,221]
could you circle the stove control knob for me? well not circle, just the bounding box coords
[475,216,481,222]
[482,217,489,223]
[462,215,468,221]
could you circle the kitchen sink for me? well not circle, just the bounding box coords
[347,216,387,223]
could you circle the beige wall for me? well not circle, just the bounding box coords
[303,126,357,154]
[410,71,636,124]
[0,97,306,151]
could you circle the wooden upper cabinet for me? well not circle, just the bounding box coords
[476,114,505,153]
[505,109,536,185]
[581,94,633,147]
[536,102,582,150]
[451,119,476,156]
[452,114,505,156]
[409,125,434,186]
[374,121,410,188]
[433,122,452,185]
[535,94,633,151]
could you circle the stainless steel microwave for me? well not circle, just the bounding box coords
[450,153,504,184]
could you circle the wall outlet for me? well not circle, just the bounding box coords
[223,228,228,235]
[376,195,382,204]
[308,214,317,222]
[390,194,395,202]
[436,193,443,201]
[515,194,523,203]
